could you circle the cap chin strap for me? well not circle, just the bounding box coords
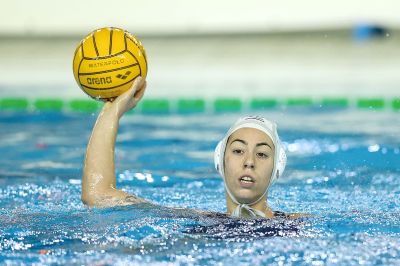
[225,181,269,218]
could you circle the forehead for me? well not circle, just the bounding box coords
[228,127,274,147]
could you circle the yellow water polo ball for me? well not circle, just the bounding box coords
[72,27,148,101]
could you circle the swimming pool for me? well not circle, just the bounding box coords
[0,109,399,265]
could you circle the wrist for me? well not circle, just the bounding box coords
[100,102,121,121]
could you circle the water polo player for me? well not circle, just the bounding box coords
[81,77,303,219]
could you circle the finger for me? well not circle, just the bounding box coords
[133,80,147,101]
[126,76,144,98]
[115,80,139,103]
[134,80,146,97]
[118,76,142,102]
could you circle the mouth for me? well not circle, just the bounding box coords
[238,175,255,188]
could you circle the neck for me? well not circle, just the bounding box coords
[225,193,274,218]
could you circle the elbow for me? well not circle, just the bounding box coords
[81,193,95,207]
[81,177,96,207]
[81,190,107,208]
[81,194,90,206]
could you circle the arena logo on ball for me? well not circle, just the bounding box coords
[116,71,131,80]
[87,77,113,85]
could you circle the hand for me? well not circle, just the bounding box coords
[105,76,147,119]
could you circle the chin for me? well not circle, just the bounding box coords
[235,190,260,204]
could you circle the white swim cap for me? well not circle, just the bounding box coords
[214,115,287,218]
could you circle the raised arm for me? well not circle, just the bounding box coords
[81,77,149,207]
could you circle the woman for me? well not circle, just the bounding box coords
[81,77,303,219]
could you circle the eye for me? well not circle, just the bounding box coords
[257,152,268,158]
[232,149,244,155]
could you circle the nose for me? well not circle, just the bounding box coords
[243,154,255,169]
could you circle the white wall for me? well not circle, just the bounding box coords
[1,35,399,98]
[2,0,400,36]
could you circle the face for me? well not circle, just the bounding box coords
[224,128,275,204]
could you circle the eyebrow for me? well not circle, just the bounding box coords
[230,139,273,149]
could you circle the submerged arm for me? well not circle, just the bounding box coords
[81,77,149,207]
[287,213,313,219]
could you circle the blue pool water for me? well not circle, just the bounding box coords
[0,110,399,265]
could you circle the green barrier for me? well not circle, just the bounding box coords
[357,98,385,109]
[34,99,64,111]
[69,99,101,112]
[141,99,170,113]
[177,99,205,113]
[321,98,349,108]
[392,99,400,110]
[286,98,314,107]
[250,99,278,109]
[214,98,242,112]
[0,98,29,110]
[1,97,400,113]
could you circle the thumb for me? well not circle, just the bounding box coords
[127,76,144,98]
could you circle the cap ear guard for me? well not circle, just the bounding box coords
[269,139,287,185]
[214,140,224,177]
